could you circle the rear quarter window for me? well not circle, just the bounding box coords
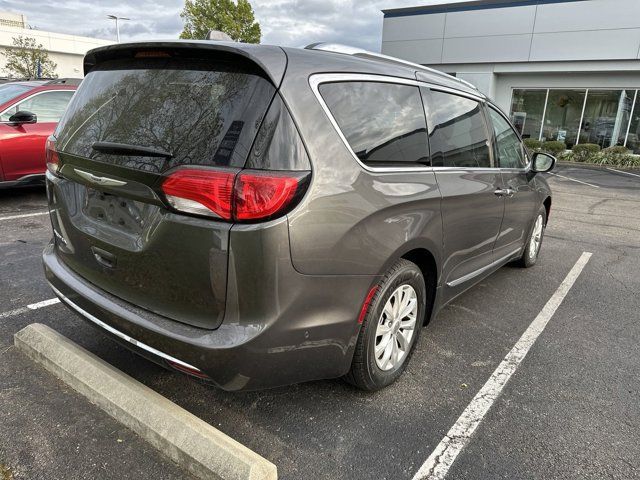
[319,81,429,168]
[55,57,275,173]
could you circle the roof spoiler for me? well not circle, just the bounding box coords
[82,41,287,86]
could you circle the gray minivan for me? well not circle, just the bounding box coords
[43,41,555,391]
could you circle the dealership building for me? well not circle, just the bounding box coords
[381,0,640,153]
[0,12,112,78]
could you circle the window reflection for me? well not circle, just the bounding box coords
[1,90,75,122]
[56,58,275,172]
[580,90,633,148]
[626,93,640,154]
[427,91,491,168]
[320,82,429,167]
[488,108,526,168]
[510,89,546,140]
[542,90,585,148]
[510,88,640,150]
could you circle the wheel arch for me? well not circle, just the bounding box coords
[400,247,438,325]
[543,196,552,223]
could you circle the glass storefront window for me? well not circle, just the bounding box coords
[510,89,546,140]
[626,93,640,154]
[510,88,640,151]
[579,90,634,148]
[541,90,585,148]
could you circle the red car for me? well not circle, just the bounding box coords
[0,79,78,188]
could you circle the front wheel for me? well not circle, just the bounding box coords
[517,206,547,268]
[345,259,426,391]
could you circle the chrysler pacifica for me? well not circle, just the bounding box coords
[43,41,555,391]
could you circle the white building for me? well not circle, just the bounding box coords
[381,0,640,153]
[0,12,113,78]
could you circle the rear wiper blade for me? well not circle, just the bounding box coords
[92,141,173,159]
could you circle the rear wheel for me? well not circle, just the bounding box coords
[345,259,426,391]
[517,206,547,268]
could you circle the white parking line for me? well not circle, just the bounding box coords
[0,211,48,222]
[606,167,640,178]
[0,298,60,320]
[412,251,593,480]
[548,172,600,188]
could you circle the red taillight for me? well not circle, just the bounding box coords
[162,169,235,220]
[235,171,301,221]
[45,135,60,176]
[161,168,308,222]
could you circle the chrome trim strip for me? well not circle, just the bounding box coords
[48,283,201,371]
[74,169,127,187]
[309,73,486,174]
[446,248,522,288]
[427,83,485,103]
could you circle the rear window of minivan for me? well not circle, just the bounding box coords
[55,57,276,173]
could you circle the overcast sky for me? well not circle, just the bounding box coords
[0,0,459,51]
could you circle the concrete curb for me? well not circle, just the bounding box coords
[14,323,277,480]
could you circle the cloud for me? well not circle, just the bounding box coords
[0,0,432,50]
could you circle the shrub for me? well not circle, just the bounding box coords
[598,145,634,165]
[623,155,640,167]
[602,145,630,155]
[571,143,600,162]
[592,152,640,167]
[557,151,574,162]
[541,141,566,156]
[523,138,542,152]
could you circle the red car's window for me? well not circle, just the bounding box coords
[0,84,31,106]
[0,90,75,122]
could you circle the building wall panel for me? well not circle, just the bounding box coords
[534,0,640,33]
[382,13,446,42]
[442,34,532,63]
[530,29,640,61]
[382,39,444,64]
[444,5,536,38]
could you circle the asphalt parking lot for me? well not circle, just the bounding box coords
[1,164,639,480]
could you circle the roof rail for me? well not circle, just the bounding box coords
[304,42,478,91]
[44,78,82,86]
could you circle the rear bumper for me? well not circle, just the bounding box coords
[44,242,378,391]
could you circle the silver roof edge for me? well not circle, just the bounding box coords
[304,42,479,92]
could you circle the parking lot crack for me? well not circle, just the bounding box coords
[1,344,14,355]
[603,256,632,294]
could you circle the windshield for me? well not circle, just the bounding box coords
[0,84,32,105]
[55,57,275,173]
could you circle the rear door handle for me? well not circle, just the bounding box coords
[494,188,515,198]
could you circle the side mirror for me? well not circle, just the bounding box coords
[531,151,556,173]
[8,110,37,126]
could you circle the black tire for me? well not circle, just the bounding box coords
[517,206,547,268]
[345,259,427,391]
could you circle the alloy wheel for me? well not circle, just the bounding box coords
[529,214,544,259]
[374,284,418,371]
